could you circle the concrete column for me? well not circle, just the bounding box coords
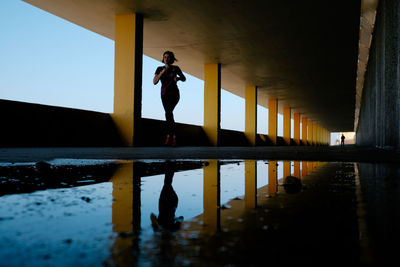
[283,107,291,145]
[203,160,220,232]
[245,86,257,146]
[313,123,318,145]
[294,113,301,145]
[203,64,221,146]
[268,161,277,196]
[268,99,278,145]
[112,13,143,146]
[302,117,308,145]
[245,160,257,209]
[308,120,313,146]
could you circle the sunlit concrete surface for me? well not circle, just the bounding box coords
[1,160,399,265]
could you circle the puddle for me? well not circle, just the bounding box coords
[0,160,398,265]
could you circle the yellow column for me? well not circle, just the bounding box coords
[112,13,143,146]
[268,161,277,196]
[268,99,278,145]
[308,120,313,146]
[245,86,257,146]
[203,160,220,232]
[327,130,330,145]
[283,161,291,179]
[294,113,300,145]
[313,123,318,146]
[318,126,322,145]
[283,107,291,145]
[325,129,328,145]
[294,161,300,178]
[203,64,221,146]
[301,117,308,145]
[245,160,257,209]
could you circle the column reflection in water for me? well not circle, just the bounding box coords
[294,161,301,179]
[203,160,221,232]
[245,160,257,209]
[109,162,141,265]
[268,161,278,196]
[308,161,314,174]
[302,161,308,177]
[283,161,291,179]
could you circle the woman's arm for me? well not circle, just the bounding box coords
[175,67,186,82]
[153,67,166,85]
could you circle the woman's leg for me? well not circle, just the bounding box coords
[162,91,180,136]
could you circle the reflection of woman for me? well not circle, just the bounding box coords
[150,167,183,231]
[153,51,186,146]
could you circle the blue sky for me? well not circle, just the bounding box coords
[0,1,341,142]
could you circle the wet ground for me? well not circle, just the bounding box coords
[0,158,399,266]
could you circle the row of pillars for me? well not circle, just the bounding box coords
[111,13,330,146]
[111,160,325,238]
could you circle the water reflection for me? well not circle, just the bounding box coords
[203,160,220,233]
[268,161,278,196]
[109,162,140,266]
[245,160,257,209]
[151,162,183,231]
[1,159,332,266]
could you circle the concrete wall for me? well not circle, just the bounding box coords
[0,99,123,147]
[356,0,400,149]
[0,99,300,147]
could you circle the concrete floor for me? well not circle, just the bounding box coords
[1,145,399,266]
[1,145,400,163]
[1,155,399,265]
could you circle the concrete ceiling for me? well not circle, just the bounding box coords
[24,0,361,131]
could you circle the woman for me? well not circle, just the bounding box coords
[153,51,186,146]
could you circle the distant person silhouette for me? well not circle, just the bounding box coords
[153,51,186,146]
[341,134,345,146]
[150,165,183,231]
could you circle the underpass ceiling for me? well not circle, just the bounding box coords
[24,0,361,131]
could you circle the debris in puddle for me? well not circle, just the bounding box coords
[77,180,95,183]
[81,196,91,202]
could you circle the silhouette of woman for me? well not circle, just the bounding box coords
[150,165,183,231]
[153,51,186,146]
